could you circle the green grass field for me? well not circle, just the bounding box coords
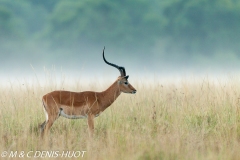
[1,76,240,160]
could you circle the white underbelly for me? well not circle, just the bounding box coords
[60,110,87,119]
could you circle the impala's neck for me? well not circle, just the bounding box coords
[100,80,121,111]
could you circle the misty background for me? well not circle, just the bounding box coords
[1,0,240,84]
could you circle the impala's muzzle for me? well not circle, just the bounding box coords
[132,90,137,94]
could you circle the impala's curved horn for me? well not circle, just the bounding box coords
[102,47,126,77]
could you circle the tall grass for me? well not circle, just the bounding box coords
[1,76,240,160]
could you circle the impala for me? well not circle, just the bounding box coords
[40,47,137,137]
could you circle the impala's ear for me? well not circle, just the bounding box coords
[124,75,129,80]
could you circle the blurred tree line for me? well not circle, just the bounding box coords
[0,0,240,69]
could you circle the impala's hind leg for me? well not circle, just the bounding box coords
[40,100,60,138]
[41,116,60,138]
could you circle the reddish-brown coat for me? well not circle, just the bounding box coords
[40,76,136,137]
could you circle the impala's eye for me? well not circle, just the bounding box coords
[124,82,128,85]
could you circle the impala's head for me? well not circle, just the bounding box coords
[103,47,137,94]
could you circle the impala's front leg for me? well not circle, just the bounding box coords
[87,114,95,137]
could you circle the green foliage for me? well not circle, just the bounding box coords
[0,0,47,49]
[163,0,240,54]
[0,5,13,37]
[0,0,240,62]
[42,0,163,49]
